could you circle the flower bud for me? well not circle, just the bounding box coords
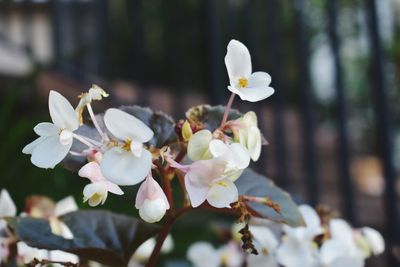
[135,173,170,223]
[182,120,193,142]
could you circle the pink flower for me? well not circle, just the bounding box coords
[135,173,170,223]
[167,157,238,209]
[78,162,124,207]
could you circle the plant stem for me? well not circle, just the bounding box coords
[86,103,106,140]
[145,207,192,267]
[220,93,236,128]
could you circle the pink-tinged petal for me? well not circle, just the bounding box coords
[105,181,124,195]
[185,175,209,208]
[165,156,191,173]
[135,173,169,209]
[78,162,105,183]
[188,158,226,186]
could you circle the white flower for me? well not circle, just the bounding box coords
[132,235,174,262]
[101,108,154,185]
[76,84,109,124]
[209,139,250,180]
[187,129,213,161]
[187,242,220,267]
[23,91,79,169]
[0,189,16,230]
[247,225,279,267]
[218,241,244,267]
[79,162,124,207]
[135,173,170,223]
[276,205,322,267]
[319,219,365,267]
[361,227,385,256]
[168,157,238,208]
[225,40,274,102]
[232,111,262,161]
[17,242,79,265]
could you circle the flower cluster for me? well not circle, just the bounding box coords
[187,205,385,267]
[22,39,274,223]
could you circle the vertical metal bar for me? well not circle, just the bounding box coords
[95,0,109,78]
[292,0,319,206]
[266,0,288,188]
[365,0,400,265]
[51,0,62,70]
[204,0,224,105]
[326,0,356,223]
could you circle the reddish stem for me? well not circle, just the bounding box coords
[145,207,192,267]
[220,93,236,128]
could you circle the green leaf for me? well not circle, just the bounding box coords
[235,169,305,227]
[186,105,242,131]
[8,210,159,266]
[62,105,178,172]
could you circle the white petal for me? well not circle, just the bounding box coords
[184,175,209,208]
[187,130,213,161]
[319,239,348,265]
[236,85,275,102]
[101,147,152,185]
[130,140,143,157]
[22,136,46,154]
[54,196,78,217]
[247,126,262,161]
[33,122,59,136]
[0,189,17,217]
[229,143,250,169]
[362,227,385,255]
[48,90,79,130]
[248,254,278,267]
[207,179,238,208]
[83,182,108,206]
[242,111,258,128]
[276,238,318,267]
[249,225,279,252]
[187,242,220,267]
[209,139,230,158]
[299,205,323,238]
[161,235,174,253]
[225,40,252,86]
[139,198,168,223]
[329,219,353,242]
[248,72,272,87]
[105,181,124,195]
[59,129,73,146]
[30,135,72,169]
[133,238,156,261]
[103,108,153,142]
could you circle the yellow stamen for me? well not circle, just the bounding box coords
[238,78,249,88]
[122,139,132,151]
[217,181,228,187]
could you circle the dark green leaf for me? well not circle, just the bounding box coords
[8,210,159,266]
[236,169,305,227]
[186,105,242,131]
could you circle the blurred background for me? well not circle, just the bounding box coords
[0,0,400,266]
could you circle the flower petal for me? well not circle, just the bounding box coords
[54,196,78,217]
[139,198,168,223]
[236,85,275,102]
[78,162,105,183]
[248,72,272,87]
[30,135,72,169]
[48,91,79,130]
[135,174,169,209]
[229,143,250,170]
[249,225,279,252]
[105,181,124,195]
[101,147,152,185]
[362,227,385,255]
[187,242,220,267]
[187,130,213,161]
[33,123,59,137]
[103,108,154,142]
[247,126,262,161]
[207,179,238,208]
[299,205,323,238]
[225,40,252,86]
[83,182,108,206]
[185,175,209,208]
[22,136,46,155]
[0,189,17,217]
